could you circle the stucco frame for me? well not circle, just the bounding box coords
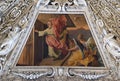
[0,0,119,81]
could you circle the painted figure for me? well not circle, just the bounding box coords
[67,34,99,66]
[35,15,69,59]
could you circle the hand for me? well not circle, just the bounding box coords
[77,27,82,30]
[34,30,39,33]
[66,48,72,52]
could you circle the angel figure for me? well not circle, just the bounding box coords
[67,34,99,66]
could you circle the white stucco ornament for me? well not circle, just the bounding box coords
[103,33,120,57]
[0,27,22,56]
[96,19,104,28]
[18,16,28,28]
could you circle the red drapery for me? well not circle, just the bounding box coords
[46,15,68,55]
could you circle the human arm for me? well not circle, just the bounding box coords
[34,28,48,36]
[67,27,81,31]
[68,46,79,51]
[67,25,89,31]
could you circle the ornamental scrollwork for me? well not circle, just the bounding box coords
[103,33,120,57]
[105,0,120,13]
[0,0,34,76]
[0,0,119,81]
[9,68,112,81]
[0,0,33,34]
[68,68,111,80]
[87,0,120,37]
[87,0,120,60]
[11,68,54,80]
[0,0,16,13]
[39,0,86,12]
[86,0,120,80]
